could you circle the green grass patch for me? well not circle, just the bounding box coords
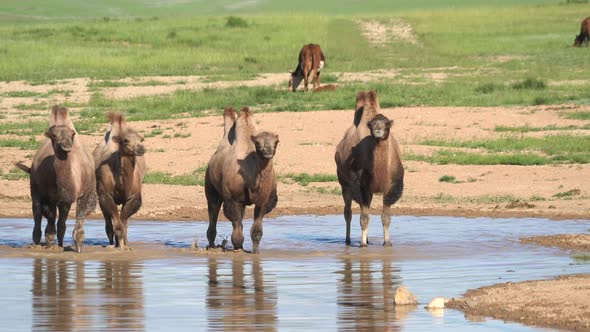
[225,16,249,28]
[439,175,459,183]
[419,135,590,163]
[307,186,342,195]
[511,78,546,90]
[143,167,206,186]
[553,188,581,198]
[1,91,46,98]
[279,172,338,186]
[0,121,47,135]
[406,150,551,165]
[143,129,163,138]
[0,136,39,150]
[562,112,590,120]
[1,166,29,180]
[494,124,590,132]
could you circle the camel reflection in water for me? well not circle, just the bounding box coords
[207,257,277,331]
[338,257,416,331]
[32,259,144,331]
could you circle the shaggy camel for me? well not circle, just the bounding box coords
[573,17,590,47]
[335,91,404,247]
[93,113,145,249]
[289,44,325,92]
[205,107,279,254]
[15,106,97,252]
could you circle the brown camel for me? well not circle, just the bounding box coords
[205,107,279,254]
[15,105,97,252]
[93,112,145,249]
[289,43,325,92]
[335,91,404,247]
[573,17,590,47]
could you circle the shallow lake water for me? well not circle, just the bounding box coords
[0,215,589,331]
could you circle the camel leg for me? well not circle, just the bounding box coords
[205,186,223,248]
[104,212,114,246]
[100,194,123,249]
[44,204,57,247]
[73,206,87,253]
[360,190,373,247]
[57,204,71,248]
[303,67,310,92]
[342,188,353,245]
[251,206,265,254]
[120,195,142,248]
[32,199,42,245]
[381,204,392,246]
[315,71,321,89]
[223,200,245,250]
[310,68,319,90]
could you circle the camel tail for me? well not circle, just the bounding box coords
[14,162,30,174]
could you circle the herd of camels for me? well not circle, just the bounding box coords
[15,44,404,254]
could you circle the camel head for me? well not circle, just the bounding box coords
[251,132,279,160]
[112,128,145,157]
[573,34,584,47]
[289,70,304,92]
[368,114,393,141]
[45,125,76,154]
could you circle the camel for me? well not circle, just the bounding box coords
[15,105,97,252]
[205,107,279,254]
[573,17,590,47]
[289,44,325,92]
[93,112,145,249]
[335,91,404,247]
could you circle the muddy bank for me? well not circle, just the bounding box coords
[448,275,590,332]
[521,234,590,251]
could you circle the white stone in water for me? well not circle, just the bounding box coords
[425,297,447,309]
[393,286,418,305]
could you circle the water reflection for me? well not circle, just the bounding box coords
[338,258,410,331]
[32,259,144,331]
[207,257,277,331]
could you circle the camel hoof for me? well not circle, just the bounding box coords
[383,241,392,247]
[75,245,82,253]
[360,243,368,248]
[345,239,351,246]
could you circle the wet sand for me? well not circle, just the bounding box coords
[448,275,590,332]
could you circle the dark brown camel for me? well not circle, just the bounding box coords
[15,105,97,252]
[574,17,590,47]
[289,43,326,92]
[205,107,279,254]
[335,91,404,247]
[93,112,145,249]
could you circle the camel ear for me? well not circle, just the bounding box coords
[111,135,121,143]
[250,135,258,144]
[387,120,394,128]
[44,131,54,139]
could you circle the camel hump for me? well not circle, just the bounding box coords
[224,106,237,120]
[49,105,75,130]
[356,91,367,104]
[14,161,31,174]
[365,91,379,110]
[240,107,252,118]
[107,112,126,127]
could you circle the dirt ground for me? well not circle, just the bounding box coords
[521,234,590,251]
[1,75,589,331]
[1,91,589,221]
[448,275,590,331]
